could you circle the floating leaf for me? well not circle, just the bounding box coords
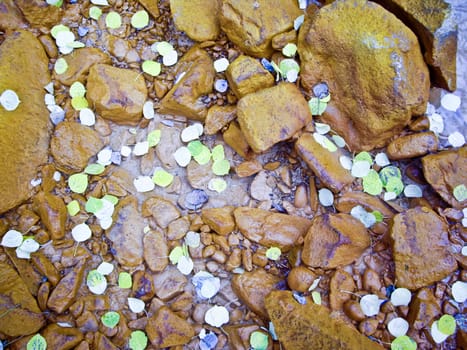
[205,305,229,327]
[174,146,192,167]
[404,184,422,198]
[181,124,202,142]
[311,291,322,305]
[185,231,200,248]
[250,331,268,350]
[318,188,334,206]
[372,210,384,223]
[54,58,68,74]
[308,97,327,115]
[103,194,118,206]
[294,14,305,30]
[385,177,404,196]
[162,49,178,66]
[1,230,23,248]
[51,24,69,39]
[451,281,467,303]
[359,294,384,317]
[266,247,281,261]
[308,277,321,292]
[67,200,80,216]
[194,146,211,165]
[106,12,122,29]
[143,101,154,119]
[131,10,149,29]
[101,311,120,329]
[128,298,145,313]
[69,81,86,98]
[279,59,300,77]
[19,238,39,253]
[142,60,161,76]
[91,0,109,5]
[315,122,331,135]
[211,145,225,162]
[390,288,411,306]
[332,135,346,148]
[71,223,92,242]
[97,261,114,275]
[133,141,149,156]
[391,335,417,350]
[68,173,88,194]
[428,113,444,134]
[169,246,184,264]
[85,163,105,175]
[71,96,88,110]
[388,317,409,337]
[129,330,148,350]
[212,159,230,176]
[118,272,132,289]
[322,137,337,152]
[79,108,96,126]
[0,90,20,111]
[431,321,449,344]
[438,314,456,335]
[282,43,297,57]
[339,155,353,170]
[133,176,155,192]
[208,178,227,193]
[363,169,383,196]
[27,334,47,350]
[384,191,397,201]
[188,140,204,156]
[87,269,107,295]
[375,152,390,167]
[177,255,194,275]
[379,166,401,185]
[214,57,229,72]
[153,41,174,56]
[453,184,467,202]
[354,151,372,164]
[46,0,63,7]
[350,205,376,228]
[146,130,161,149]
[121,145,132,157]
[55,30,75,48]
[441,93,461,112]
[214,79,229,92]
[352,161,371,178]
[89,6,102,20]
[152,169,174,187]
[193,271,220,299]
[448,131,465,148]
[85,197,103,214]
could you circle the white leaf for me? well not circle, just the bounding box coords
[193,271,221,299]
[404,184,422,198]
[286,69,298,83]
[185,231,200,247]
[375,153,390,167]
[97,148,113,166]
[462,246,467,256]
[121,145,132,157]
[143,101,154,119]
[315,122,331,135]
[162,50,178,66]
[57,322,73,328]
[431,321,449,344]
[99,216,113,230]
[72,223,92,242]
[351,161,371,178]
[1,230,23,248]
[390,288,412,306]
[441,93,461,112]
[44,82,54,94]
[307,277,321,292]
[53,171,62,181]
[388,317,409,337]
[97,261,114,275]
[448,131,465,148]
[318,188,334,206]
[350,205,376,228]
[298,0,307,9]
[360,294,384,317]
[332,135,346,148]
[214,79,228,93]
[133,141,149,156]
[452,281,467,303]
[214,58,229,73]
[181,124,203,142]
[87,270,107,295]
[79,108,96,126]
[174,147,192,167]
[59,45,73,55]
[384,191,397,201]
[204,305,229,327]
[95,199,114,220]
[15,247,31,259]
[30,178,42,187]
[339,155,353,170]
[91,0,109,5]
[294,15,305,31]
[44,93,55,105]
[56,30,75,47]
[177,255,194,275]
[19,238,40,253]
[134,176,155,192]
[428,113,444,134]
[0,89,21,111]
[128,297,145,313]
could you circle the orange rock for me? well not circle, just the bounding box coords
[329,269,356,311]
[201,206,236,235]
[224,325,273,350]
[15,0,62,28]
[205,105,237,135]
[235,160,263,177]
[223,121,251,158]
[335,191,396,219]
[137,0,160,18]
[287,266,317,293]
[387,132,438,160]
[33,192,67,240]
[153,266,187,301]
[146,306,195,347]
[144,229,169,272]
[0,0,28,32]
[407,287,441,330]
[142,196,181,228]
[42,324,83,350]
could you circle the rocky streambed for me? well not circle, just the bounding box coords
[0,0,466,349]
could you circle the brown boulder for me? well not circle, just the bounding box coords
[421,146,467,209]
[220,0,301,57]
[146,306,195,347]
[237,83,312,153]
[329,269,356,311]
[265,291,384,350]
[234,207,312,252]
[302,213,371,269]
[15,0,62,28]
[223,121,251,158]
[33,192,67,240]
[87,64,147,125]
[390,207,457,290]
[287,266,317,293]
[387,131,438,160]
[298,0,430,151]
[0,31,51,214]
[50,121,104,174]
[42,324,84,350]
[159,46,215,121]
[201,206,236,235]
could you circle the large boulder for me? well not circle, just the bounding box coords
[298,0,430,151]
[15,0,62,29]
[0,30,51,214]
[220,0,302,57]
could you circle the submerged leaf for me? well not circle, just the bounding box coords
[68,173,88,194]
[131,10,149,29]
[27,334,47,350]
[250,331,268,350]
[129,330,148,350]
[101,311,120,329]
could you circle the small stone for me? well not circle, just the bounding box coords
[144,229,169,272]
[201,206,236,235]
[142,197,180,228]
[146,306,195,347]
[386,132,438,160]
[152,266,187,301]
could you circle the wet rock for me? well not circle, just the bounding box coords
[0,262,45,336]
[298,0,430,151]
[335,191,396,219]
[386,132,438,160]
[220,0,301,57]
[390,207,457,290]
[205,105,237,135]
[152,266,187,301]
[42,324,83,350]
[170,0,220,41]
[156,125,183,170]
[15,0,62,28]
[107,35,131,61]
[142,196,181,228]
[159,47,215,121]
[31,252,60,286]
[33,192,67,240]
[132,270,155,301]
[407,287,441,330]
[329,269,356,311]
[138,0,160,18]
[237,83,312,153]
[234,207,312,252]
[272,29,297,50]
[4,247,42,295]
[287,266,317,293]
[186,160,212,190]
[0,31,50,213]
[250,171,273,201]
[167,216,190,240]
[302,213,371,269]
[235,159,263,177]
[265,291,384,350]
[295,133,353,193]
[76,310,99,332]
[225,55,275,98]
[39,34,58,59]
[373,0,457,91]
[232,268,283,319]
[223,121,251,158]
[224,325,272,350]
[47,262,86,314]
[146,306,195,347]
[50,122,104,174]
[93,333,118,350]
[87,64,148,125]
[0,0,28,32]
[421,146,467,209]
[54,48,111,86]
[184,189,209,210]
[107,198,145,267]
[201,206,236,235]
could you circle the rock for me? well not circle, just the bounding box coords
[47,262,86,314]
[42,324,84,350]
[93,333,118,350]
[225,55,275,98]
[201,206,236,235]
[295,133,353,193]
[50,121,104,174]
[107,35,131,61]
[249,171,273,201]
[302,213,371,269]
[272,29,297,50]
[156,125,183,170]
[152,265,187,301]
[15,0,62,28]
[159,47,215,121]
[167,216,190,240]
[87,64,147,125]
[0,262,45,337]
[0,0,28,32]
[146,306,195,347]
[265,291,384,350]
[329,269,356,311]
[407,288,441,331]
[373,0,457,91]
[170,0,220,41]
[224,325,272,350]
[223,121,251,158]
[232,268,283,319]
[186,160,213,190]
[390,207,457,290]
[335,191,396,219]
[106,198,145,267]
[298,0,430,151]
[31,252,60,286]
[0,31,51,213]
[235,159,263,178]
[287,266,317,293]
[234,207,312,252]
[237,83,312,153]
[205,105,237,135]
[76,310,99,332]
[144,229,169,272]
[39,34,58,59]
[33,192,67,240]
[142,196,181,228]
[421,147,467,209]
[137,0,160,19]
[386,132,438,160]
[220,0,301,57]
[54,48,111,86]
[4,247,42,295]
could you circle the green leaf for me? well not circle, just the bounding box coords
[187,140,204,156]
[67,200,80,216]
[47,0,63,8]
[85,197,103,214]
[54,58,68,74]
[323,138,337,152]
[68,173,88,194]
[193,146,211,165]
[371,210,384,223]
[118,272,132,288]
[152,169,174,187]
[320,93,331,103]
[169,246,184,264]
[250,331,268,350]
[142,60,161,76]
[101,311,120,328]
[71,96,89,110]
[106,12,122,29]
[89,6,102,20]
[27,334,47,350]
[69,81,86,98]
[129,330,148,350]
[385,177,404,195]
[453,184,467,202]
[391,335,417,350]
[131,10,149,29]
[379,166,402,185]
[354,151,373,165]
[282,43,297,57]
[154,41,174,56]
[438,314,456,335]
[266,247,281,261]
[87,270,105,288]
[363,169,383,196]
[308,97,327,115]
[311,291,322,305]
[51,24,69,39]
[84,163,105,175]
[147,130,161,147]
[279,58,300,78]
[208,178,227,193]
[102,194,118,206]
[211,144,225,161]
[212,159,230,176]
